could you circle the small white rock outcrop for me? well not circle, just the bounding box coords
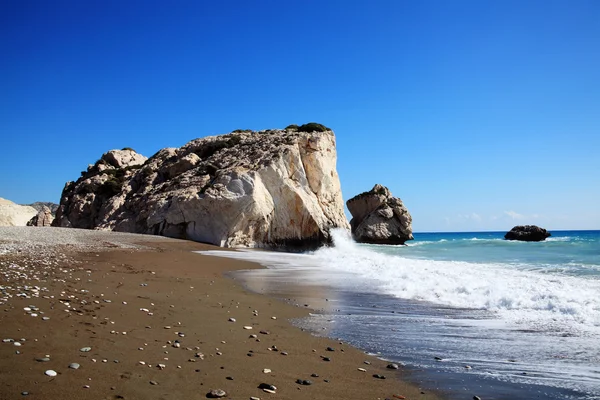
[54,128,349,250]
[346,184,413,245]
[0,198,38,227]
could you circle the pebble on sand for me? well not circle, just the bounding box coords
[45,370,57,377]
[69,363,80,369]
[79,347,92,352]
[258,383,277,392]
[207,389,227,398]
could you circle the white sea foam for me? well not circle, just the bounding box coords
[200,229,600,335]
[546,236,572,242]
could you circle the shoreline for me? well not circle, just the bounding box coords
[0,228,442,400]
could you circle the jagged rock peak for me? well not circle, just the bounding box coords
[504,225,551,241]
[100,148,147,169]
[53,126,350,250]
[346,184,413,245]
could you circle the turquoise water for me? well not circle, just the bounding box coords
[400,230,600,276]
[201,230,600,399]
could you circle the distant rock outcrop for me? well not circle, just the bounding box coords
[25,202,59,215]
[0,198,38,226]
[504,225,551,241]
[53,127,350,250]
[346,184,413,245]
[27,206,55,227]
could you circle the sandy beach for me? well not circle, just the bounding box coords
[0,228,441,400]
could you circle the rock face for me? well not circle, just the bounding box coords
[53,129,349,250]
[0,198,38,227]
[504,225,551,241]
[346,184,413,245]
[27,206,55,227]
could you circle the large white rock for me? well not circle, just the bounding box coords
[347,184,413,245]
[0,198,38,227]
[54,128,350,250]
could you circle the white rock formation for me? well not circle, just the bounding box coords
[0,198,38,227]
[54,128,349,250]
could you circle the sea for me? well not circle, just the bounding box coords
[199,230,600,399]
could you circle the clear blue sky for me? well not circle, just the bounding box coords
[1,0,599,232]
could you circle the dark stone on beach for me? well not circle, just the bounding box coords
[473,396,482,400]
[207,389,227,398]
[326,346,335,351]
[311,373,319,377]
[321,356,331,361]
[258,383,276,391]
[296,379,313,385]
[226,376,233,380]
[373,374,386,379]
[387,363,399,369]
[149,380,158,385]
[504,225,551,242]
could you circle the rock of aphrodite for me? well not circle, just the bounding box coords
[53,127,350,250]
[0,198,38,226]
[26,206,55,227]
[346,184,413,245]
[504,225,551,241]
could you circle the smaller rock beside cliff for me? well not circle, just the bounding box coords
[346,184,413,245]
[504,225,551,241]
[27,206,55,227]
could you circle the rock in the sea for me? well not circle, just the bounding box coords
[346,184,413,245]
[53,127,350,250]
[26,206,54,227]
[504,225,551,242]
[0,198,37,227]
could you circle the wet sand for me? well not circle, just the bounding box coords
[0,228,442,400]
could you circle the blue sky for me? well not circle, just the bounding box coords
[1,0,598,232]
